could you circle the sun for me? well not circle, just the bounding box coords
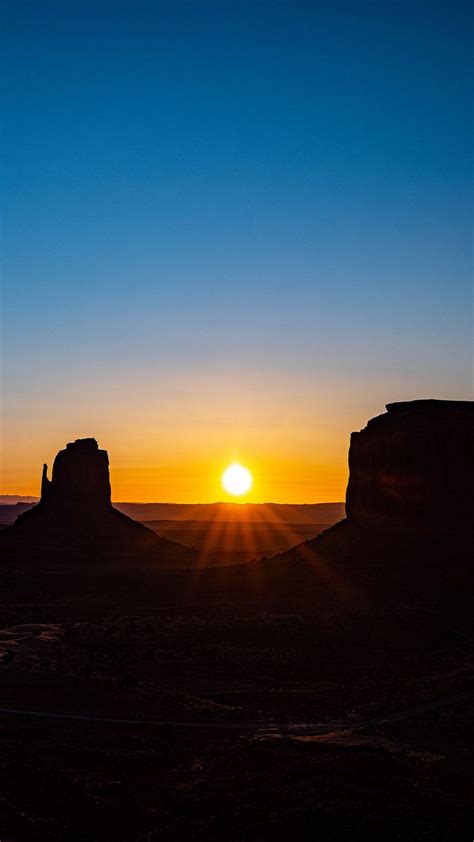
[221,462,252,497]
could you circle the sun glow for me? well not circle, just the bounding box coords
[221,462,253,497]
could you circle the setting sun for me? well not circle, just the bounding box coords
[221,462,253,497]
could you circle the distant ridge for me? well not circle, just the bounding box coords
[114,502,345,524]
[0,500,345,528]
[0,495,39,505]
[0,502,36,526]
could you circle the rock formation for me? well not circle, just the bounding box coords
[39,439,111,514]
[345,400,473,532]
[276,399,473,580]
[1,438,196,565]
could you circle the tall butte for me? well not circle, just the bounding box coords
[0,438,196,565]
[345,400,473,532]
[278,399,473,575]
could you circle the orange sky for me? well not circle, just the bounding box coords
[2,367,456,504]
[0,369,362,503]
[1,448,348,504]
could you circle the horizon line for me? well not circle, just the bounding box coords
[0,496,346,507]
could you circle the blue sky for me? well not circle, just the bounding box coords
[1,0,472,500]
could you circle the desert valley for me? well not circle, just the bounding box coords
[0,400,472,841]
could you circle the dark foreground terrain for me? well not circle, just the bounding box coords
[1,697,472,842]
[141,518,330,563]
[0,501,345,564]
[0,530,473,842]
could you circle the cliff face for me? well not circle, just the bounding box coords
[345,400,474,531]
[275,400,473,595]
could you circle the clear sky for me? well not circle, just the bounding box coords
[1,0,472,502]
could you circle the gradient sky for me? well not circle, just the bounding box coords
[1,0,472,502]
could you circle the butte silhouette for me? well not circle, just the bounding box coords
[0,438,196,566]
[276,399,473,595]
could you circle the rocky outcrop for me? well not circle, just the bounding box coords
[1,438,196,565]
[39,439,111,513]
[345,400,473,532]
[273,400,473,609]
